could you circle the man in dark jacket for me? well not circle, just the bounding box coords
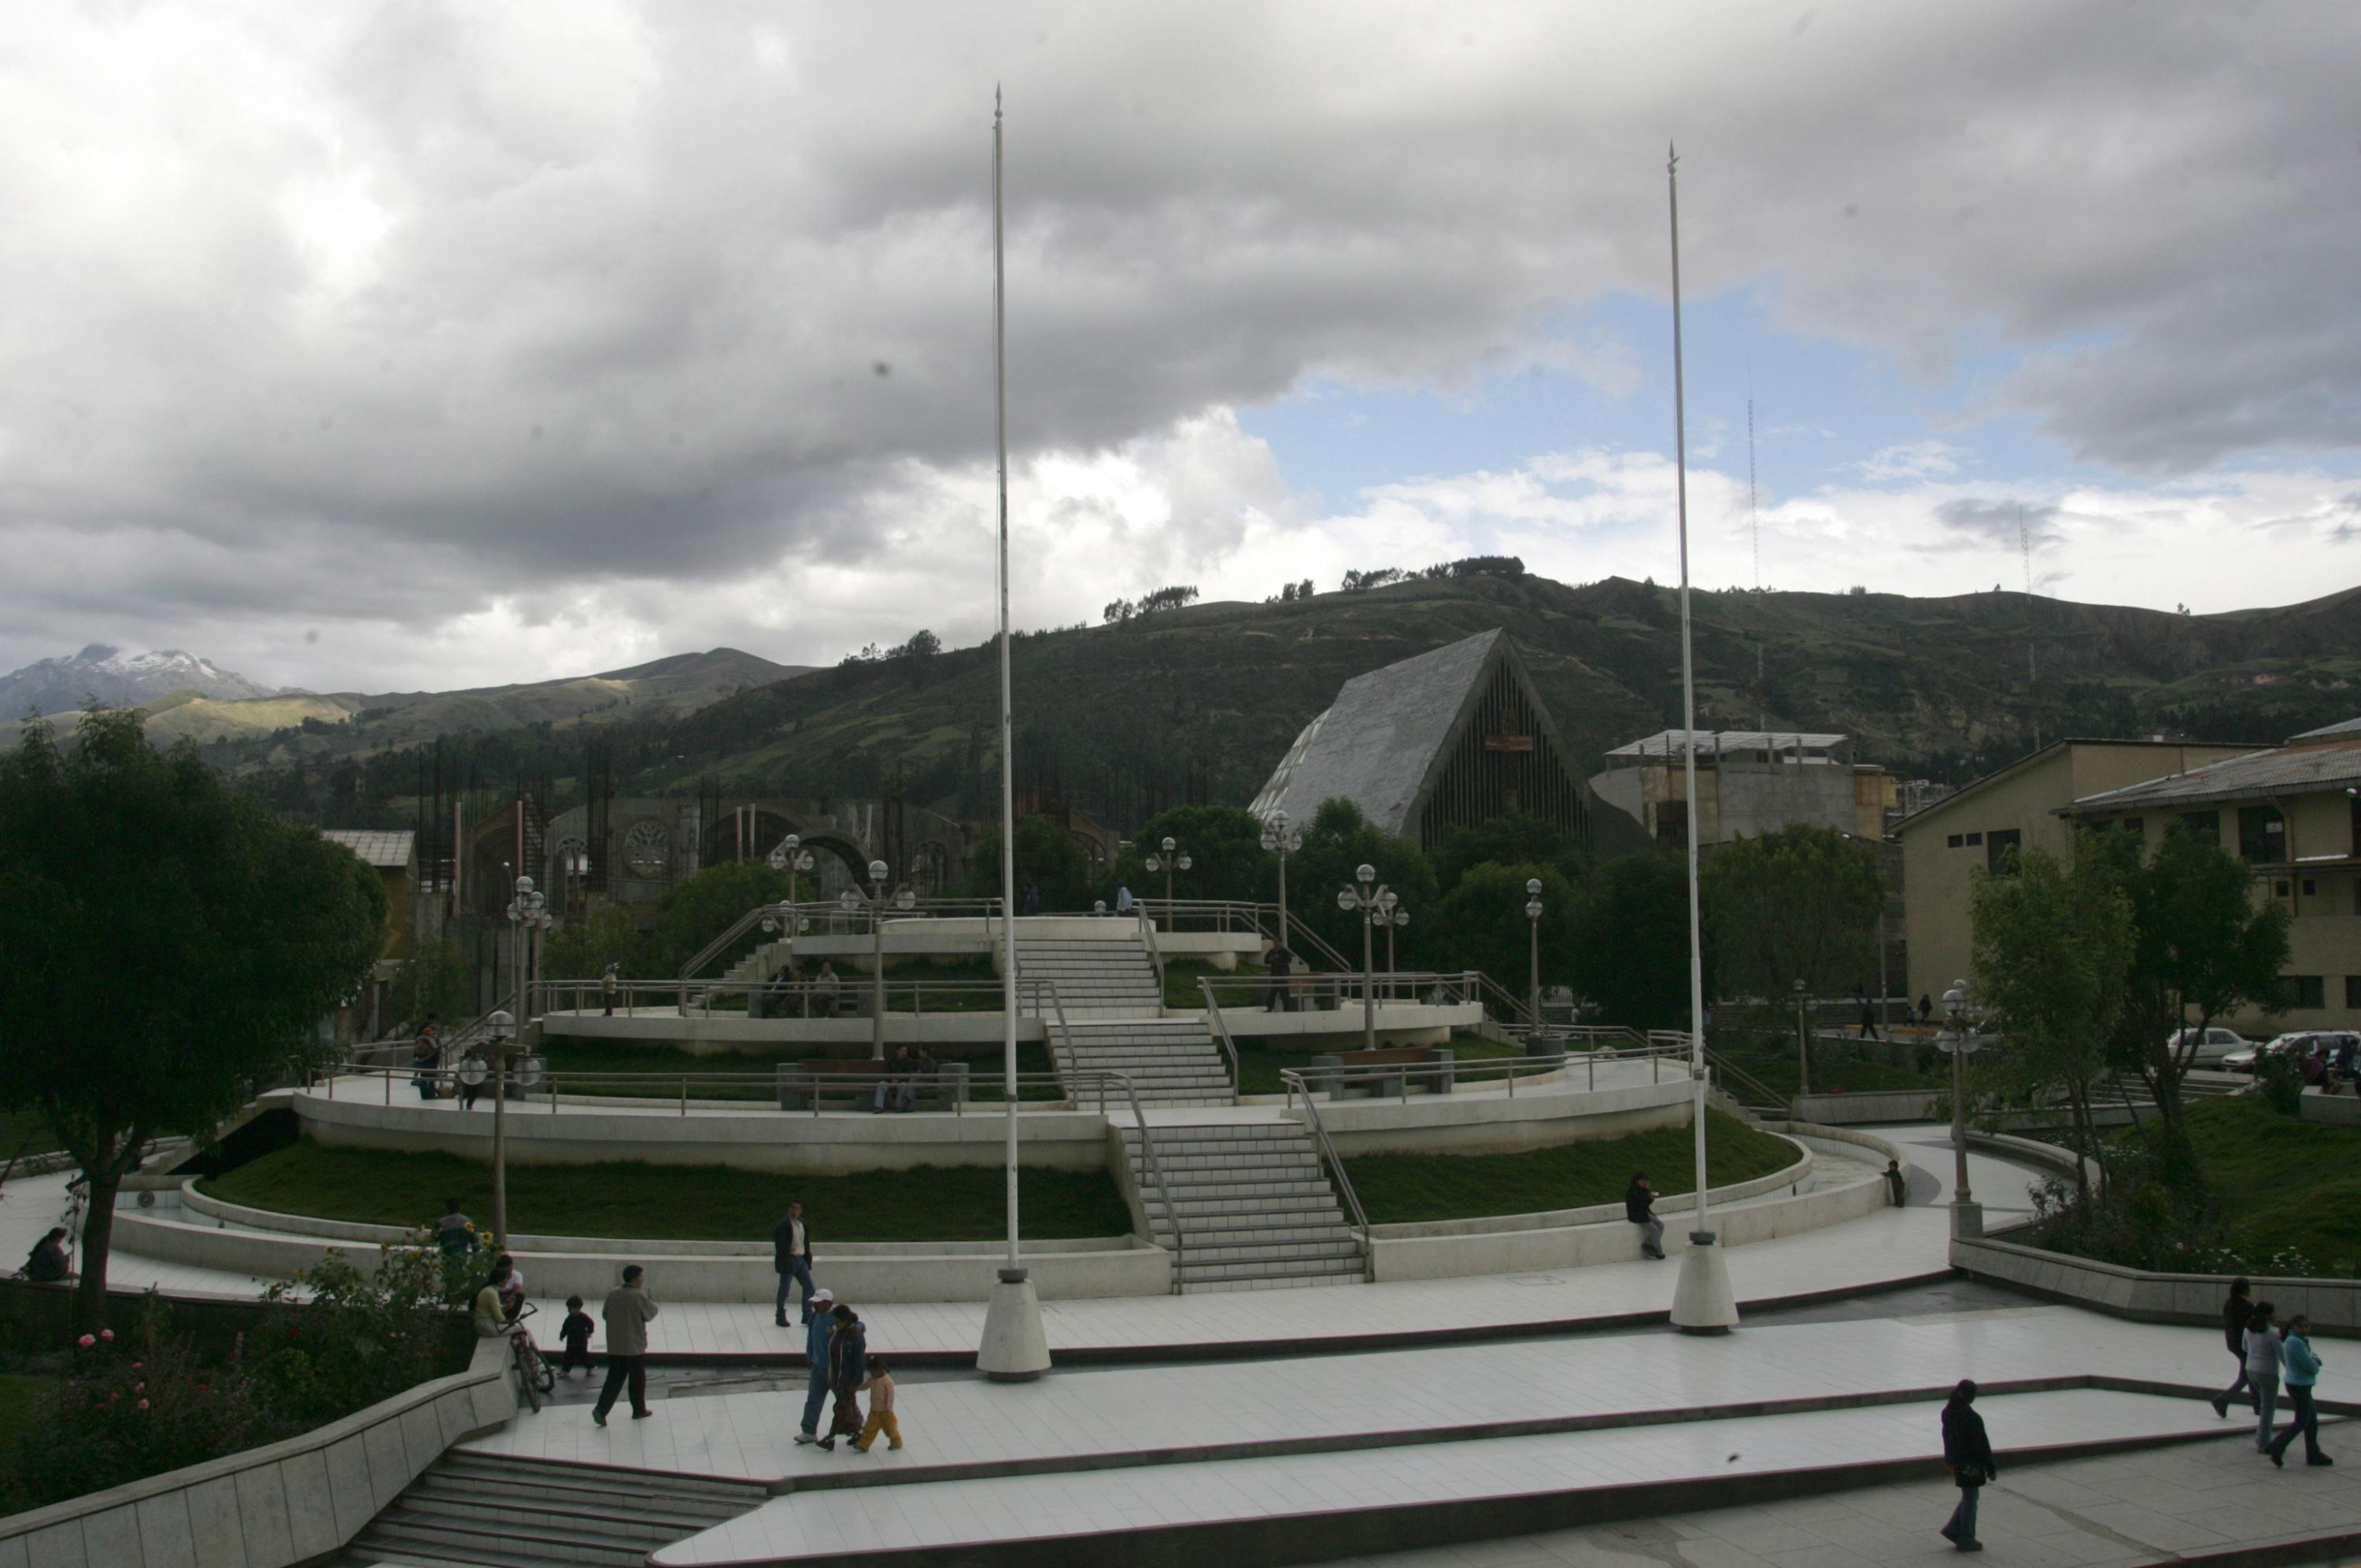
[793,1287,837,1444]
[774,1200,815,1326]
[818,1302,869,1451]
[1625,1171,1665,1259]
[1940,1379,1997,1551]
[2214,1277,2257,1418]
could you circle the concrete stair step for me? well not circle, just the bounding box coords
[353,1518,646,1568]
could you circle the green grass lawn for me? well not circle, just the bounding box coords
[0,1110,57,1160]
[1711,1046,1942,1102]
[200,1139,1135,1243]
[0,1372,55,1503]
[1343,1110,1798,1224]
[2181,1095,2361,1275]
[538,1040,1062,1101]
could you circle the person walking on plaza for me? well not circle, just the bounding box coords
[1855,984,1881,1041]
[593,1265,659,1427]
[458,1043,490,1110]
[853,1357,903,1452]
[1625,1170,1665,1259]
[412,1017,443,1100]
[793,1287,838,1445]
[774,1200,815,1326]
[1939,1380,1997,1551]
[2267,1315,2332,1467]
[2246,1301,2284,1452]
[1267,943,1295,1013]
[557,1295,597,1378]
[1918,993,1933,1025]
[1115,884,1134,915]
[2214,1278,2257,1419]
[818,1301,869,1452]
[601,962,619,1017]
[1022,883,1040,917]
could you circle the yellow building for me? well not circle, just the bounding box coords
[2059,718,2361,1030]
[1896,740,2256,1013]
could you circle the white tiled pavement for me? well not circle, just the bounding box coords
[460,1307,2226,1485]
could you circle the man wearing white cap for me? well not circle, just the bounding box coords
[793,1287,839,1445]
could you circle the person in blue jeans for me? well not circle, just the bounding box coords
[793,1287,837,1445]
[774,1201,816,1327]
[2246,1301,2283,1452]
[2268,1315,2333,1468]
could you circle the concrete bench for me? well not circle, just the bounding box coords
[776,1059,970,1112]
[1306,1046,1454,1099]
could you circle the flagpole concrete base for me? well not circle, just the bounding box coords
[977,1268,1051,1380]
[1670,1230,1738,1334]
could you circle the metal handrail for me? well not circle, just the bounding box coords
[1025,976,1075,1083]
[1134,903,1166,1004]
[1097,1069,1187,1293]
[1704,1047,1790,1111]
[1194,977,1243,1091]
[1280,1069,1373,1282]
[1464,968,1540,1030]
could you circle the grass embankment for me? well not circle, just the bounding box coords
[1343,1110,1798,1225]
[2180,1094,2361,1275]
[1711,1046,1941,1101]
[0,1373,55,1501]
[201,1140,1134,1243]
[538,1040,1062,1100]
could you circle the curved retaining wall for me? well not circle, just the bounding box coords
[0,1335,512,1568]
[1316,1077,1692,1157]
[293,1091,1114,1174]
[1369,1126,1906,1283]
[1369,1144,1816,1240]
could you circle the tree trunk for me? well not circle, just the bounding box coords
[2065,1081,2093,1207]
[72,1168,122,1333]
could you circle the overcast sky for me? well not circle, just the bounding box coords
[3,2,2358,694]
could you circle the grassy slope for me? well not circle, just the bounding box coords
[201,1139,1133,1243]
[2185,1095,2361,1274]
[1343,1109,1797,1224]
[0,1373,55,1502]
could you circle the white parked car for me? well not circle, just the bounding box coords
[2222,1031,2360,1074]
[2167,1026,2249,1065]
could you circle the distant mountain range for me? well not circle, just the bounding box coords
[0,646,809,758]
[0,644,283,718]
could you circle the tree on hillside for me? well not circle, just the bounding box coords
[2086,823,2290,1168]
[541,900,644,981]
[1428,861,1580,1003]
[1430,813,1588,897]
[1284,799,1438,971]
[1108,805,1268,907]
[0,710,386,1327]
[974,814,1096,913]
[1568,850,1696,1030]
[1702,825,1883,1078]
[1971,847,2134,1201]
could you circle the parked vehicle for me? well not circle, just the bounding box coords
[2222,1031,2361,1074]
[2167,1026,2250,1065]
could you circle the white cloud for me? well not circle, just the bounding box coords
[1851,440,1967,483]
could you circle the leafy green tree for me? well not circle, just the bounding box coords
[1108,805,1269,906]
[541,900,644,981]
[644,861,798,977]
[388,932,475,1028]
[1428,861,1581,1002]
[1568,850,1698,1029]
[1282,799,1438,972]
[1430,813,1587,896]
[1702,825,1883,1077]
[1971,847,2134,1201]
[974,814,1096,912]
[0,710,386,1327]
[2086,822,2290,1158]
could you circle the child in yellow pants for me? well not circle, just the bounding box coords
[853,1358,901,1452]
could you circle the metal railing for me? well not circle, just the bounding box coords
[1134,903,1167,998]
[1705,1047,1790,1112]
[545,976,1033,1020]
[1270,1043,1686,1104]
[1195,978,1242,1090]
[1278,1069,1373,1282]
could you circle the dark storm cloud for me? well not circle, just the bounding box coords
[1932,499,2064,551]
[1,1,2358,685]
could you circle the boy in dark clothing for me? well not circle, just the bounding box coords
[818,1303,869,1452]
[1625,1171,1665,1259]
[558,1295,597,1378]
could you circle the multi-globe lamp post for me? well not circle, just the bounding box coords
[1936,980,1985,1233]
[767,836,816,905]
[1336,863,1389,1050]
[1380,895,1409,983]
[492,873,547,1250]
[1524,878,1546,1030]
[1142,837,1191,932]
[1259,811,1302,942]
[839,860,912,1060]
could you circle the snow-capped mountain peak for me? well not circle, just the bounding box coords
[0,644,278,718]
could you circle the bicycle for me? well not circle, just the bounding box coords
[505,1303,556,1412]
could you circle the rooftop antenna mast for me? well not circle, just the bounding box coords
[2022,503,2041,749]
[2019,502,2032,597]
[1746,360,1760,592]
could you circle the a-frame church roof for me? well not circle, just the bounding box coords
[1251,629,1583,845]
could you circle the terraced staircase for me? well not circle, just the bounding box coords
[1122,1122,1367,1290]
[1017,935,1164,1015]
[1057,1017,1236,1105]
[338,1449,765,1567]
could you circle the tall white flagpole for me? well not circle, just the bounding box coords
[979,86,1051,1379]
[1668,142,1738,1334]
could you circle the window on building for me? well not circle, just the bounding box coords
[2238,805,2286,862]
[1965,832,1983,847]
[1946,834,1964,849]
[2282,975,2326,1010]
[2177,810,2220,847]
[2274,881,2292,899]
[2348,976,2361,1009]
[2303,878,2318,898]
[1986,829,2023,875]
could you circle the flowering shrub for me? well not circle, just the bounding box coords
[256,1232,471,1426]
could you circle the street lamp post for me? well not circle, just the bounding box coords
[1142,836,1191,932]
[1258,812,1302,946]
[1381,897,1407,981]
[1525,878,1545,1029]
[1793,979,1810,1098]
[493,874,545,1250]
[1937,979,1985,1234]
[767,836,816,908]
[838,860,911,1060]
[1337,864,1386,1051]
